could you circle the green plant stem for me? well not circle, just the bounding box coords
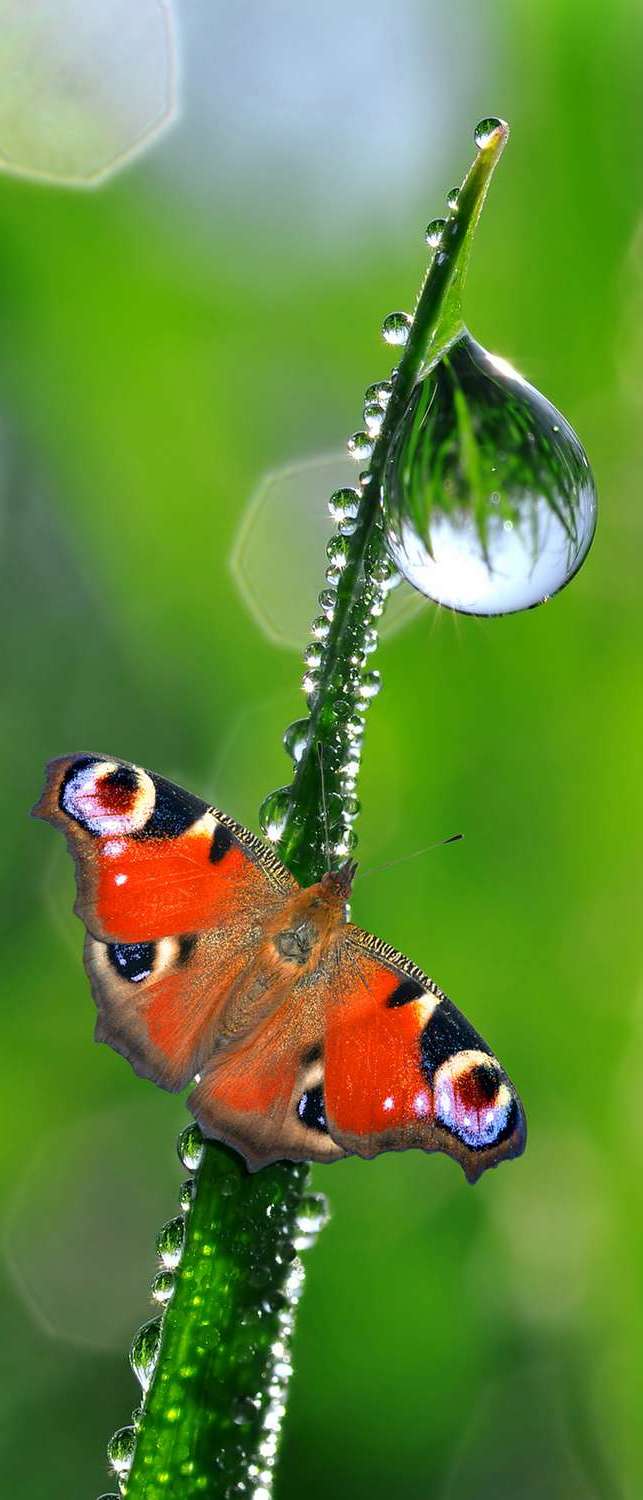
[114,121,509,1500]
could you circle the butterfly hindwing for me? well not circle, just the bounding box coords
[322,927,526,1181]
[33,754,296,1091]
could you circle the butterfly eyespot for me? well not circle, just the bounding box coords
[61,758,155,836]
[420,996,492,1080]
[296,1085,328,1134]
[433,1050,514,1150]
[107,941,156,984]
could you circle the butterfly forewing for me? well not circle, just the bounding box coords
[34,754,295,1090]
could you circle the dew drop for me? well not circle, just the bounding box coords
[344,794,361,818]
[130,1318,163,1393]
[382,330,597,615]
[328,487,360,523]
[347,431,374,462]
[359,671,382,701]
[296,1193,330,1235]
[283,717,310,762]
[178,1178,195,1213]
[365,380,393,406]
[325,564,341,586]
[334,830,357,856]
[156,1215,185,1270]
[303,643,322,669]
[425,217,446,248]
[346,714,365,741]
[363,626,378,654]
[318,588,337,617]
[311,614,330,641]
[107,1426,137,1477]
[382,311,412,346]
[474,115,504,150]
[259,787,292,842]
[151,1270,176,1305]
[326,535,349,570]
[447,187,460,210]
[363,401,384,437]
[177,1123,204,1172]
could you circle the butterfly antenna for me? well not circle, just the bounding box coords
[359,833,463,882]
[316,742,331,873]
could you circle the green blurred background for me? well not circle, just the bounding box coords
[2,1,642,1496]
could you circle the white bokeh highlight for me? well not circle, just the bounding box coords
[231,451,424,650]
[0,0,177,186]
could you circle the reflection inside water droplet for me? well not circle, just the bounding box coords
[382,331,597,615]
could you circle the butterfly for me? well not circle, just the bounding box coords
[33,753,526,1179]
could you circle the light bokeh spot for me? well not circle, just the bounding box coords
[0,0,177,186]
[231,451,425,650]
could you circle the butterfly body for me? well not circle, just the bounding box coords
[34,754,526,1179]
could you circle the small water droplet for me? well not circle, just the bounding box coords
[178,1178,195,1212]
[152,1269,176,1305]
[346,714,365,741]
[363,401,384,436]
[259,787,292,841]
[474,115,504,150]
[296,1192,330,1234]
[177,1123,204,1172]
[382,330,597,615]
[447,187,459,210]
[311,614,330,641]
[344,794,361,818]
[425,217,446,248]
[328,487,360,523]
[371,557,398,588]
[382,311,412,346]
[283,717,310,762]
[303,643,322,669]
[325,564,341,586]
[365,380,393,407]
[156,1215,185,1270]
[318,588,337,617]
[359,670,382,701]
[334,830,357,856]
[363,626,378,653]
[347,431,374,462]
[107,1426,137,1477]
[130,1318,163,1393]
[325,534,350,567]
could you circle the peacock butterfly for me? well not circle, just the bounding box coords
[33,754,526,1178]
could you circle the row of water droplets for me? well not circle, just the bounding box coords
[99,1124,205,1498]
[255,128,487,864]
[254,147,477,864]
[99,1125,329,1499]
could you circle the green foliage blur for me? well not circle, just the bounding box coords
[2,3,642,1497]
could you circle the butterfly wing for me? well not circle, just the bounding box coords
[33,754,296,1091]
[188,924,524,1179]
[321,927,526,1182]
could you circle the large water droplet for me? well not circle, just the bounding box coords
[425,218,446,248]
[446,187,460,210]
[177,1123,204,1172]
[107,1426,137,1477]
[130,1318,163,1393]
[259,787,292,842]
[382,311,412,346]
[474,116,505,149]
[382,332,597,615]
